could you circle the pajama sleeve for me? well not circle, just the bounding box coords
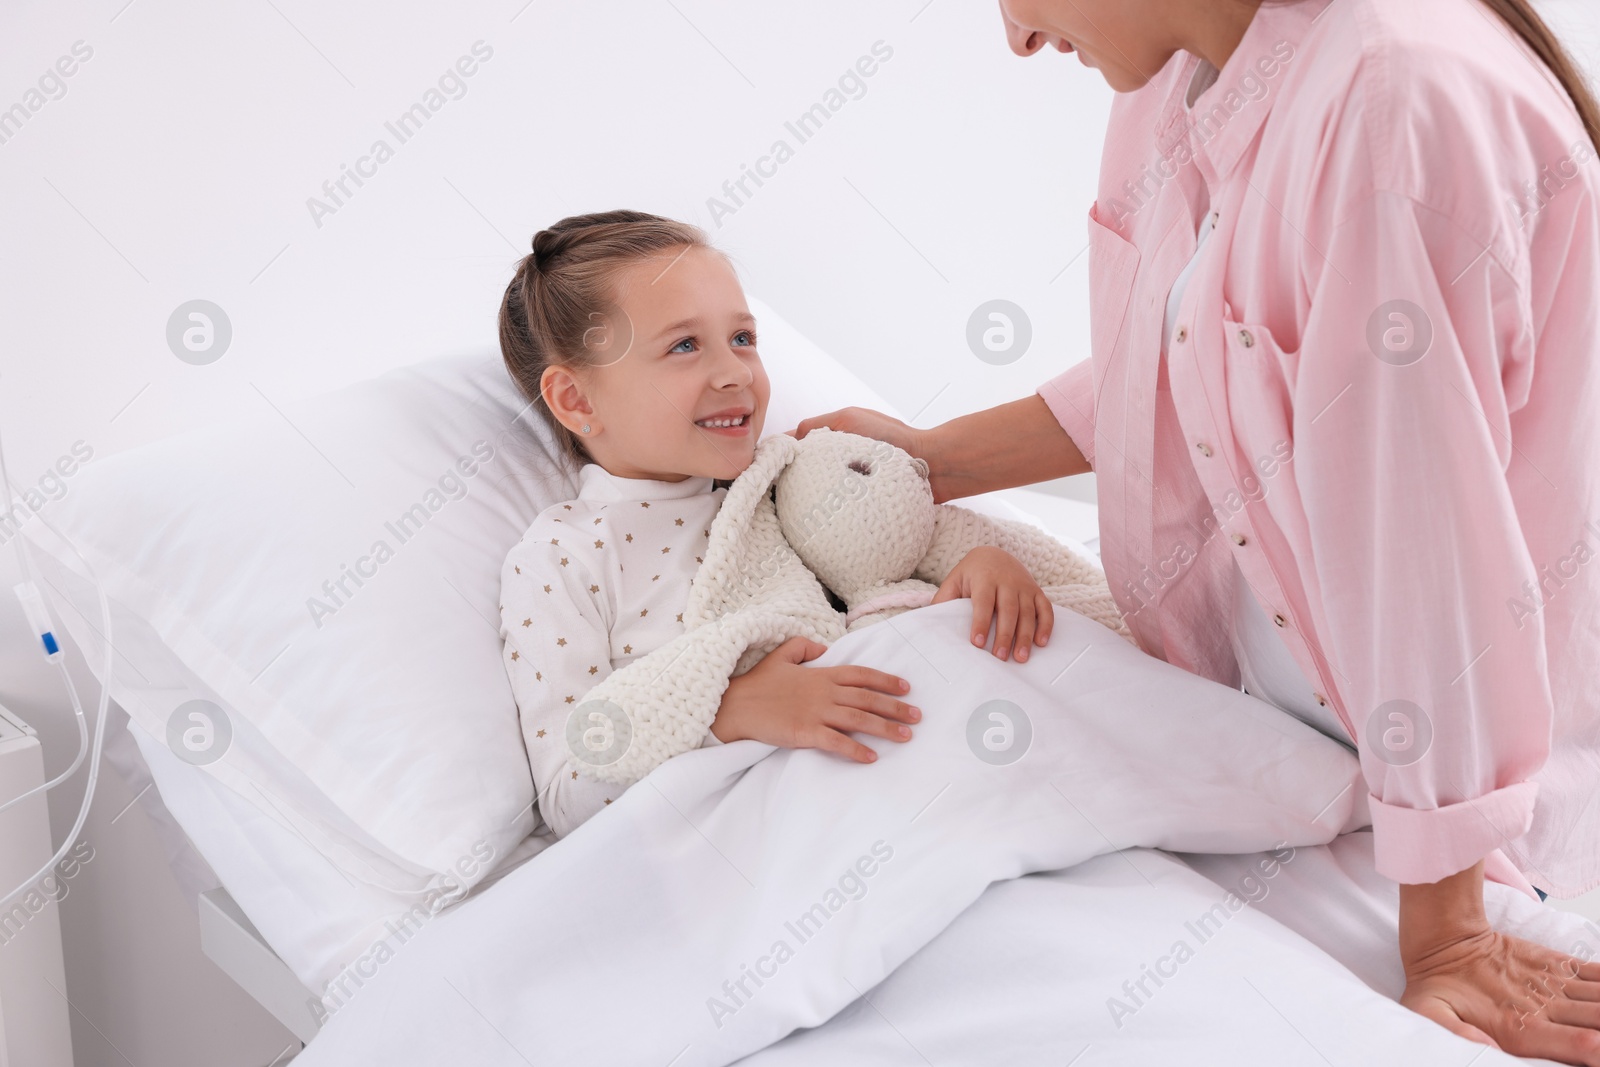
[499,532,622,839]
[1292,185,1549,884]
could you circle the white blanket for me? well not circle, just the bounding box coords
[742,838,1588,1066]
[295,599,1369,1065]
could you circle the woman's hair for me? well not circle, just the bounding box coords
[1249,1,1599,150]
[1482,0,1600,152]
[499,209,710,471]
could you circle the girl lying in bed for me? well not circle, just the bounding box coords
[495,210,1053,837]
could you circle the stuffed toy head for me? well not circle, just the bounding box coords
[771,430,936,605]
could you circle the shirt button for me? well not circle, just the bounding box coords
[1175,326,1188,343]
[1230,532,1247,546]
[1314,693,1328,707]
[1238,329,1256,348]
[1195,442,1212,457]
[1272,613,1287,628]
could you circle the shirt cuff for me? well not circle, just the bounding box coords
[1035,358,1096,470]
[1369,780,1538,885]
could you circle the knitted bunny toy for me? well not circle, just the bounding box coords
[772,429,1131,637]
[565,429,1129,787]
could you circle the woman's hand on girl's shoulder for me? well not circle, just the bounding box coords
[710,635,919,764]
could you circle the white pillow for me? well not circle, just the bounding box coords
[27,352,562,901]
[21,295,925,977]
[124,713,555,995]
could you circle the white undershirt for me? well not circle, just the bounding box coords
[1162,60,1350,746]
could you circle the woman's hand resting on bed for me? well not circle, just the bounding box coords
[710,636,920,763]
[931,546,1053,662]
[1398,861,1600,1064]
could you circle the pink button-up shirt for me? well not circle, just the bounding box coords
[1038,0,1600,895]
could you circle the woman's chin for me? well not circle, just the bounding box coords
[1098,65,1153,94]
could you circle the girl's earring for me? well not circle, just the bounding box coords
[581,424,591,434]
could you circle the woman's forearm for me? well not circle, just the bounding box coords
[922,394,1090,503]
[1398,860,1490,964]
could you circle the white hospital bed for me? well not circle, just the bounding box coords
[24,300,1596,1064]
[100,517,1600,1066]
[140,530,1594,1067]
[153,480,1107,1053]
[176,760,1599,1066]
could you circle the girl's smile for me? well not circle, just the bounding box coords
[692,408,753,436]
[547,243,771,484]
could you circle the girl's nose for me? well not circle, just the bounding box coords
[711,344,754,387]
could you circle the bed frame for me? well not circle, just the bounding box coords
[197,887,320,1054]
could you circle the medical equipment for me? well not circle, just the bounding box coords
[0,420,115,914]
[0,703,77,1066]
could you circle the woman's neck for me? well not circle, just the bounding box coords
[1167,0,1264,72]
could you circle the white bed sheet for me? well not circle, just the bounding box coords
[742,834,1592,1066]
[291,596,1368,1066]
[126,593,1596,1064]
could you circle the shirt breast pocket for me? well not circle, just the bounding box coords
[1220,316,1297,494]
[1086,202,1142,398]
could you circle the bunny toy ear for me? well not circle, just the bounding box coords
[682,432,802,629]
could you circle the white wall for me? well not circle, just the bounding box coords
[0,0,1111,471]
[1,0,1597,1063]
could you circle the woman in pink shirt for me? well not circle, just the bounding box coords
[797,0,1600,1058]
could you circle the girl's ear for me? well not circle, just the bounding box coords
[541,364,593,431]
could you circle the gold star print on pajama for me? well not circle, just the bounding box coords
[496,462,726,839]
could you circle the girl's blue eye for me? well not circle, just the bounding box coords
[733,330,755,347]
[669,337,696,354]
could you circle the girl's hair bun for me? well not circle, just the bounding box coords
[530,227,571,271]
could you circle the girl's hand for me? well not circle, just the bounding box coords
[931,545,1052,662]
[1399,862,1600,1063]
[710,636,920,764]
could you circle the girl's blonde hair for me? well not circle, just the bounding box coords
[499,209,711,472]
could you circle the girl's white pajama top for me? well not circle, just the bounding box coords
[498,463,727,838]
